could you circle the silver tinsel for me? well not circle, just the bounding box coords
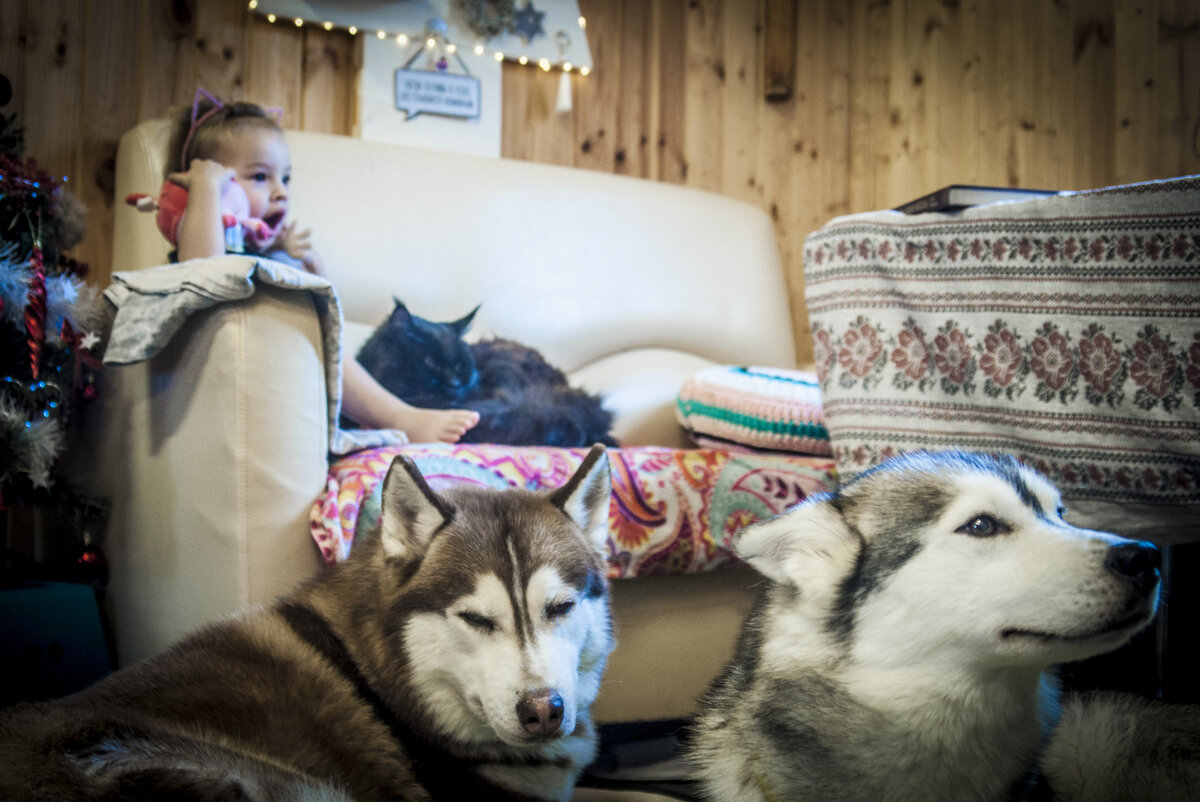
[1,395,66,489]
[0,240,31,327]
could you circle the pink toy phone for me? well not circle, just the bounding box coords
[126,178,271,251]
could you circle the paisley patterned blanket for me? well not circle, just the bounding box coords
[310,443,836,578]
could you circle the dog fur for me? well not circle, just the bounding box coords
[1043,690,1200,801]
[0,444,614,801]
[689,450,1165,802]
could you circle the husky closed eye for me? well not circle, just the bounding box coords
[956,514,1011,537]
[546,600,575,620]
[457,611,496,632]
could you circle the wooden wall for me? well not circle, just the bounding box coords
[512,0,1200,362]
[2,0,1198,364]
[0,0,359,298]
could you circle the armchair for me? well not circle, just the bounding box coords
[90,120,833,725]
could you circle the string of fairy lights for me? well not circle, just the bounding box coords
[246,1,591,76]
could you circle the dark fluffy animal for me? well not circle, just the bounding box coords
[355,300,617,447]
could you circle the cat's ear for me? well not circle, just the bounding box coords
[390,298,413,326]
[453,304,481,334]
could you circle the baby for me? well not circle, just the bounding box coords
[164,90,479,443]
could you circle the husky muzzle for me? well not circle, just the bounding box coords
[517,688,566,737]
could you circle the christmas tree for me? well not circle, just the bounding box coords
[1,108,108,574]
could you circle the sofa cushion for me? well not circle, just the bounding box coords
[675,365,831,455]
[803,176,1200,543]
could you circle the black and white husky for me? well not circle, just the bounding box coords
[0,445,614,801]
[690,450,1168,802]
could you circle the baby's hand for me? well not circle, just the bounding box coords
[278,220,325,276]
[167,159,234,192]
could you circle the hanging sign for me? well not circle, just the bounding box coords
[395,70,481,120]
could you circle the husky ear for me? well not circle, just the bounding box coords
[378,454,453,561]
[735,494,861,589]
[550,444,612,555]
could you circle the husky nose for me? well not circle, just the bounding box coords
[517,689,564,737]
[1106,540,1160,593]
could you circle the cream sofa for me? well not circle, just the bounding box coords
[93,120,798,724]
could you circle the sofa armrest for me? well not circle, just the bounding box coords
[89,284,329,666]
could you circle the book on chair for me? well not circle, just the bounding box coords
[896,184,1059,214]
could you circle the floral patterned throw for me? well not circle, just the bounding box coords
[311,443,835,578]
[805,176,1200,542]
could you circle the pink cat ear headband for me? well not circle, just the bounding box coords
[178,87,284,171]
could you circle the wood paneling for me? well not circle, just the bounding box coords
[20,1,83,194]
[1,0,357,294]
[299,26,358,134]
[134,0,197,123]
[511,0,1200,363]
[3,0,1197,363]
[245,14,303,129]
[764,0,798,102]
[80,0,139,281]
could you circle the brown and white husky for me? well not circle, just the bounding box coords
[0,445,615,801]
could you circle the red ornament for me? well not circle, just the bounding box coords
[24,244,46,380]
[71,540,110,586]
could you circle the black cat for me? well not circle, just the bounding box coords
[355,300,617,447]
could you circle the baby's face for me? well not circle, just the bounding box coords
[214,127,291,250]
